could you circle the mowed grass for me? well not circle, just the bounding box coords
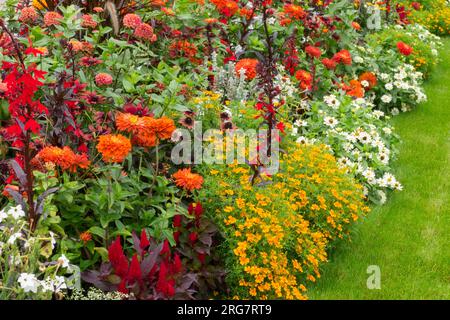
[308,38,450,300]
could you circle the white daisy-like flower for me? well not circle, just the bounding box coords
[391,108,400,116]
[18,273,41,293]
[296,136,308,145]
[379,73,390,81]
[361,80,370,88]
[377,152,390,165]
[324,116,338,128]
[337,157,355,170]
[382,127,392,135]
[362,168,376,185]
[294,119,308,127]
[324,95,341,109]
[356,131,372,144]
[385,83,393,91]
[381,94,392,103]
[372,110,385,119]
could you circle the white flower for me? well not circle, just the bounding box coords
[381,94,392,103]
[382,127,392,135]
[0,209,7,223]
[362,168,377,185]
[324,95,340,109]
[7,205,25,220]
[41,276,67,293]
[294,119,308,127]
[385,83,393,91]
[354,56,364,63]
[291,127,298,136]
[337,157,355,170]
[7,232,22,245]
[391,108,400,116]
[361,80,370,88]
[377,152,390,165]
[324,116,338,128]
[57,254,70,269]
[356,131,372,144]
[49,231,57,250]
[296,136,309,145]
[18,273,40,293]
[377,190,387,204]
[372,110,385,119]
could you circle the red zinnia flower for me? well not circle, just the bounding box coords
[322,58,337,70]
[305,46,322,58]
[333,50,352,65]
[397,41,413,56]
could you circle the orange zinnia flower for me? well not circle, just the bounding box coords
[283,4,306,20]
[173,168,204,192]
[35,146,90,172]
[358,72,377,89]
[346,80,365,98]
[235,58,259,80]
[146,117,176,140]
[96,134,132,163]
[116,112,149,134]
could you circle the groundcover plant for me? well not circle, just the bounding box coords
[0,0,447,300]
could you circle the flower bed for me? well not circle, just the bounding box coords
[0,0,445,300]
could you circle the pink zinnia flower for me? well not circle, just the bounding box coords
[95,73,113,86]
[19,7,38,23]
[123,13,142,29]
[134,23,157,42]
[44,11,63,27]
[81,14,97,28]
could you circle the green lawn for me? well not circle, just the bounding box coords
[308,38,450,300]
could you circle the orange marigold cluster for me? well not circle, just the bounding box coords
[35,146,90,172]
[235,59,259,80]
[173,168,204,192]
[96,134,132,163]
